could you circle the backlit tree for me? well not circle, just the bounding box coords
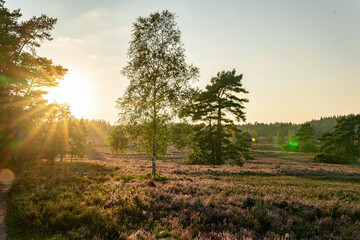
[117,10,198,177]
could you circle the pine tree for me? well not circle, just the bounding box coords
[296,123,315,143]
[190,69,249,165]
[0,1,67,164]
[296,123,318,152]
[281,130,298,152]
[316,114,360,163]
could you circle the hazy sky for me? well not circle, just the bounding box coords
[7,0,360,124]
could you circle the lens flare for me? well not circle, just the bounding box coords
[0,168,15,185]
[289,140,298,148]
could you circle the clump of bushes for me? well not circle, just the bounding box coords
[281,124,319,153]
[315,114,360,164]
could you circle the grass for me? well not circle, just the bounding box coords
[5,144,360,239]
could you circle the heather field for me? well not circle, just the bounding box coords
[6,144,360,240]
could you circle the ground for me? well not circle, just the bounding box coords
[0,183,8,240]
[0,171,17,240]
[4,143,360,239]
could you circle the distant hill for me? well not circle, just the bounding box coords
[239,115,344,138]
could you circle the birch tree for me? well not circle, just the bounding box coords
[117,10,198,177]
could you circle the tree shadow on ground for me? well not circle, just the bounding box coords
[172,168,360,183]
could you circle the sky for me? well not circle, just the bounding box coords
[6,0,360,124]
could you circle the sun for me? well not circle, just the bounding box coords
[45,71,94,119]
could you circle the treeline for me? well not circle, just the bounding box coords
[239,115,341,138]
[240,114,360,164]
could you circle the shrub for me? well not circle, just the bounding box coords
[316,114,360,164]
[315,153,355,164]
[298,142,319,153]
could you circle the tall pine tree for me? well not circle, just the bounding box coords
[190,69,249,165]
[316,114,360,164]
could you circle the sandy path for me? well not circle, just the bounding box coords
[0,169,18,240]
[0,182,9,240]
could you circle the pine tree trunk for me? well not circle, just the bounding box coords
[152,130,157,177]
[209,122,216,164]
[216,105,222,165]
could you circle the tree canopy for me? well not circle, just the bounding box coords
[117,10,198,176]
[0,1,88,165]
[316,114,360,164]
[189,69,249,165]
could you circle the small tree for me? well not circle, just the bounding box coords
[296,123,314,143]
[242,129,258,143]
[296,123,318,153]
[42,104,67,163]
[117,10,199,177]
[42,104,87,163]
[108,125,128,155]
[228,131,253,165]
[276,130,285,146]
[68,118,87,161]
[281,130,298,152]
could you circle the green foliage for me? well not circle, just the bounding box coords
[266,134,274,144]
[114,173,151,182]
[117,10,198,176]
[68,118,87,160]
[169,123,194,151]
[169,122,203,162]
[242,129,258,142]
[189,69,249,165]
[239,116,342,138]
[296,123,315,143]
[41,104,87,163]
[298,142,318,153]
[295,123,318,153]
[315,114,360,164]
[129,118,170,156]
[228,131,253,165]
[0,1,67,166]
[281,130,298,152]
[275,130,285,146]
[309,116,339,138]
[185,124,211,165]
[108,125,128,154]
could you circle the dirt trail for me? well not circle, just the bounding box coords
[0,169,18,240]
[0,182,9,240]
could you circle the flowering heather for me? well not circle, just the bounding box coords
[6,145,360,239]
